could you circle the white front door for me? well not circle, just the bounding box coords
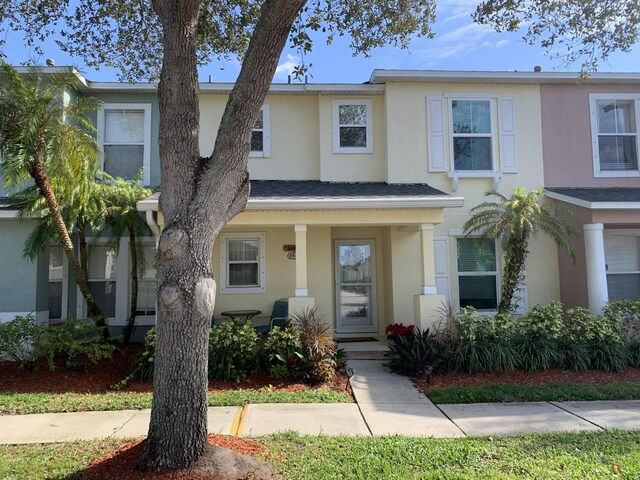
[335,240,377,333]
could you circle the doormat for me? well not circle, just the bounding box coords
[337,337,378,343]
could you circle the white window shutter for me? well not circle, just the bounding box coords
[434,236,450,302]
[427,97,447,172]
[498,98,518,173]
[512,269,528,314]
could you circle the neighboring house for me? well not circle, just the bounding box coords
[5,66,623,340]
[542,77,640,313]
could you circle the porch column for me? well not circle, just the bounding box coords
[413,223,445,330]
[289,224,315,319]
[419,224,438,295]
[294,224,308,297]
[584,223,608,314]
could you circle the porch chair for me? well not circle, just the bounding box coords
[253,298,289,334]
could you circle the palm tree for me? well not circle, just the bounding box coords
[463,187,579,315]
[0,62,107,327]
[102,174,153,344]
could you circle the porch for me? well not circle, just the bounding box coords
[138,181,463,339]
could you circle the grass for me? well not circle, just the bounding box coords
[426,381,640,405]
[1,431,639,479]
[264,431,640,479]
[0,389,350,415]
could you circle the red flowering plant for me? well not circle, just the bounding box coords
[385,323,415,339]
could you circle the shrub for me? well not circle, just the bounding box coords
[519,301,564,339]
[385,327,450,376]
[558,339,591,372]
[448,308,517,374]
[208,320,260,381]
[629,342,640,368]
[128,326,157,382]
[0,313,45,370]
[35,318,115,371]
[295,307,337,384]
[602,300,640,342]
[262,325,304,379]
[516,335,563,372]
[385,323,415,338]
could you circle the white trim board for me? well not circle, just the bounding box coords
[545,191,640,210]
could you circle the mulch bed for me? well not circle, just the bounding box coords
[85,435,268,480]
[0,345,351,396]
[414,367,640,393]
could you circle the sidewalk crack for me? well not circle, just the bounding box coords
[110,411,138,437]
[548,401,604,430]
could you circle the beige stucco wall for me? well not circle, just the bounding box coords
[382,81,560,310]
[541,83,640,188]
[199,93,320,180]
[318,96,387,182]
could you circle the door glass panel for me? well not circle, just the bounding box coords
[336,242,376,333]
[338,285,372,328]
[338,244,371,283]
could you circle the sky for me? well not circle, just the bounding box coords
[1,0,639,84]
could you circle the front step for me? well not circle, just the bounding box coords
[338,340,388,360]
[344,350,388,360]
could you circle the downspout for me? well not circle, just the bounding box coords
[145,211,161,248]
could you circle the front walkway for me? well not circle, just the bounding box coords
[2,357,640,444]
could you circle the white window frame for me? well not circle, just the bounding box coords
[455,236,499,313]
[219,232,266,294]
[449,97,497,174]
[604,229,640,301]
[249,105,271,158]
[97,103,152,185]
[133,240,158,325]
[48,244,68,322]
[332,99,373,154]
[589,94,640,178]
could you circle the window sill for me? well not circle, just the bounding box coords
[332,147,374,154]
[219,286,266,295]
[249,152,270,158]
[447,171,502,191]
[594,170,640,178]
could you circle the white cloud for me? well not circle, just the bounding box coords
[275,54,299,79]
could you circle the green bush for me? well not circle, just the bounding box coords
[629,342,640,368]
[385,327,450,376]
[519,301,564,339]
[208,320,260,381]
[448,309,517,374]
[295,307,337,384]
[128,326,156,382]
[589,341,629,373]
[516,335,563,372]
[262,325,304,379]
[558,339,591,372]
[34,318,115,371]
[0,314,45,370]
[602,300,640,342]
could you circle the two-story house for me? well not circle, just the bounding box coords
[541,74,640,313]
[4,66,612,341]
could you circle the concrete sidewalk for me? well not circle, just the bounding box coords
[1,358,640,444]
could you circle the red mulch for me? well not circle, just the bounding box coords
[414,367,640,393]
[0,345,351,396]
[85,435,266,480]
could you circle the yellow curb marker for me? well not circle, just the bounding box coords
[230,404,249,437]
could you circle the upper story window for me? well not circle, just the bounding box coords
[451,100,493,171]
[249,105,270,158]
[590,94,640,177]
[97,104,152,185]
[427,95,517,190]
[219,232,266,294]
[332,100,373,153]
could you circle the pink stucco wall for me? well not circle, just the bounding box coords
[541,84,640,188]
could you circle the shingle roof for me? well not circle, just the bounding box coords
[249,180,449,199]
[546,188,640,203]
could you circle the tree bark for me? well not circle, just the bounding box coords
[141,0,307,470]
[30,148,107,328]
[123,227,138,345]
[498,236,528,315]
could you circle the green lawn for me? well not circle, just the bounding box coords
[426,381,640,405]
[1,431,639,479]
[0,389,350,415]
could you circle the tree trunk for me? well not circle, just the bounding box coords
[498,236,528,315]
[123,227,138,345]
[141,0,307,470]
[30,151,107,329]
